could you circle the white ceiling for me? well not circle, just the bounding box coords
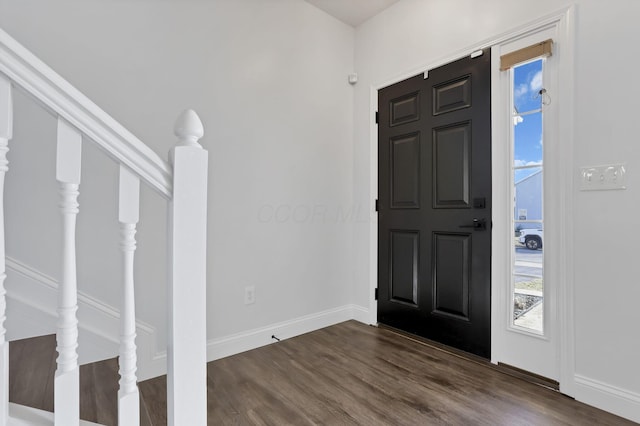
[304,0,402,27]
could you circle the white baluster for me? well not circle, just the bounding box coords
[167,109,208,426]
[0,74,13,426]
[118,165,140,426]
[55,117,82,426]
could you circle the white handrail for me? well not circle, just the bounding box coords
[0,28,172,199]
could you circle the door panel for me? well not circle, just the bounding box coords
[433,233,470,320]
[433,123,470,207]
[378,49,491,358]
[389,231,419,306]
[390,133,421,209]
[390,91,420,126]
[433,76,471,115]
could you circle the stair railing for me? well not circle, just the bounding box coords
[0,27,208,426]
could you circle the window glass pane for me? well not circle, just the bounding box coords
[514,111,542,168]
[513,239,543,330]
[511,59,544,333]
[513,59,542,112]
[514,167,542,224]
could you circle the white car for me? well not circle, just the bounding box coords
[519,229,543,250]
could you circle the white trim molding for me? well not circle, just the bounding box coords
[574,375,640,424]
[350,304,371,325]
[555,5,577,398]
[0,27,172,199]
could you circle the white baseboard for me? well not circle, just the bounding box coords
[4,256,157,374]
[142,304,372,379]
[206,304,369,361]
[350,304,371,324]
[574,374,640,423]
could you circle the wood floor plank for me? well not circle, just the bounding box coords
[9,334,56,412]
[80,357,119,425]
[79,362,98,423]
[138,374,167,425]
[140,392,154,426]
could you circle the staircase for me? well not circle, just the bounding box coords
[0,27,209,425]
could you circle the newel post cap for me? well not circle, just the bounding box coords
[174,109,204,148]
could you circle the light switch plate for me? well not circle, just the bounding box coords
[580,164,627,191]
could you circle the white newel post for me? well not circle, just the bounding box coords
[167,109,208,426]
[0,75,12,426]
[118,166,140,426]
[55,117,82,426]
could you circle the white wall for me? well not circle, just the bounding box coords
[354,0,640,421]
[0,0,355,363]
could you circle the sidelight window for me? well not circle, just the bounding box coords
[511,58,545,333]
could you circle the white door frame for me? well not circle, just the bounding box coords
[367,5,576,396]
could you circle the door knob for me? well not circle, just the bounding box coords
[459,218,486,230]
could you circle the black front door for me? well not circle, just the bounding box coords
[377,49,492,358]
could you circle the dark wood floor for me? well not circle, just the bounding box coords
[10,321,635,425]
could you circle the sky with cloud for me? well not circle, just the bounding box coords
[513,59,543,182]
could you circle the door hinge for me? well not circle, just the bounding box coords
[375,199,379,212]
[374,288,379,300]
[375,111,379,124]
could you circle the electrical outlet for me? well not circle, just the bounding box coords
[580,164,627,191]
[244,286,256,305]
